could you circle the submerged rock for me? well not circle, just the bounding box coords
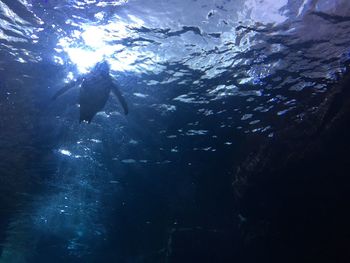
[232,67,350,262]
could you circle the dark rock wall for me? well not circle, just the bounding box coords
[233,67,350,263]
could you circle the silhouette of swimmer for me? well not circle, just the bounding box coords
[53,61,128,123]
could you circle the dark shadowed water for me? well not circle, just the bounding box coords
[1,0,350,262]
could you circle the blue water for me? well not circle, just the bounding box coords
[1,0,350,262]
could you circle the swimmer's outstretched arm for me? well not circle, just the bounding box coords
[52,77,83,101]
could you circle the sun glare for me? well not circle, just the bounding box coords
[81,27,106,48]
[56,16,157,75]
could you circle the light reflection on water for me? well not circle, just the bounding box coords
[56,13,161,74]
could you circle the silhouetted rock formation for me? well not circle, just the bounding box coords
[232,66,350,263]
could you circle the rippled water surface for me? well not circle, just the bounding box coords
[1,0,350,262]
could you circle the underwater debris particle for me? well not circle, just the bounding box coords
[241,114,253,120]
[121,159,136,164]
[59,149,72,156]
